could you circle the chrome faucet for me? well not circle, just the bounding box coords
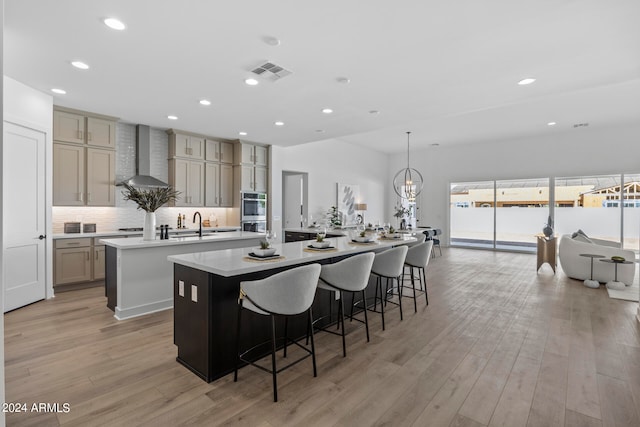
[193,211,202,237]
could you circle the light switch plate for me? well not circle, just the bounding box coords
[191,285,198,302]
[178,280,184,297]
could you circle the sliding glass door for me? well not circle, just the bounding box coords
[450,181,494,249]
[495,178,549,251]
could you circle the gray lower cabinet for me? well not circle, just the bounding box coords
[54,236,117,290]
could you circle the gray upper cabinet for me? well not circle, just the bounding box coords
[53,107,117,206]
[206,139,234,164]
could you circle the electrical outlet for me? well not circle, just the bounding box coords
[191,285,198,302]
[178,280,184,297]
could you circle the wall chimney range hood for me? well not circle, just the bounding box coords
[120,125,169,188]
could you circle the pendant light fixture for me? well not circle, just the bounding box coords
[393,131,423,202]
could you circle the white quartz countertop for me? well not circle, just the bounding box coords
[100,231,263,249]
[52,226,240,240]
[168,235,416,277]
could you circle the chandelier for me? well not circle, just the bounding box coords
[393,131,423,202]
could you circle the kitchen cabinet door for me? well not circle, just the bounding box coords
[86,148,116,206]
[189,161,205,206]
[241,165,255,191]
[55,247,92,285]
[53,111,85,144]
[220,141,234,164]
[53,143,85,206]
[254,145,268,166]
[205,140,219,162]
[205,162,220,206]
[254,166,268,192]
[86,117,116,149]
[170,159,190,206]
[93,246,106,280]
[220,164,234,206]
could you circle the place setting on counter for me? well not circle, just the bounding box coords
[243,230,286,262]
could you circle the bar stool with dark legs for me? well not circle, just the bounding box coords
[402,240,434,311]
[315,252,375,357]
[370,246,409,330]
[234,263,321,402]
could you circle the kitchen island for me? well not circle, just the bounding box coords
[167,235,416,382]
[101,231,263,320]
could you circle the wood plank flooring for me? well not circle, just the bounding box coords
[5,248,640,426]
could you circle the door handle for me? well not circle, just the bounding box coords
[38,235,46,240]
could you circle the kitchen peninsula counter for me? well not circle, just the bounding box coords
[101,231,263,320]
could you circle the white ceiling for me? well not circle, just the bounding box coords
[5,0,640,154]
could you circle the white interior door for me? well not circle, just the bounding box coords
[3,122,46,312]
[283,174,303,229]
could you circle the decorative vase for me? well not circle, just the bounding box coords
[143,211,156,241]
[542,215,553,238]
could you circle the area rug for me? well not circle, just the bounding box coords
[607,282,640,302]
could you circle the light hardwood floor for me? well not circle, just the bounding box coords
[5,248,640,426]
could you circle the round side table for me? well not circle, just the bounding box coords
[599,258,633,290]
[579,253,605,288]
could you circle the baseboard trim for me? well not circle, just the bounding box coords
[114,299,173,320]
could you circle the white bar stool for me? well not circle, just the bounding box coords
[316,252,375,357]
[403,240,434,311]
[234,263,321,402]
[371,246,409,330]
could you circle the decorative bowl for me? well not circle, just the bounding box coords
[254,248,276,257]
[353,236,372,243]
[310,241,331,249]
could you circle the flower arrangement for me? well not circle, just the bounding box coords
[122,183,180,212]
[394,205,411,219]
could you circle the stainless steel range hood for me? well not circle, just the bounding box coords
[120,125,169,188]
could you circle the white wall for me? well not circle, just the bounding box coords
[387,122,640,245]
[270,138,389,235]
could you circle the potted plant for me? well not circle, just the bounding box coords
[122,183,179,240]
[327,206,342,228]
[254,239,276,257]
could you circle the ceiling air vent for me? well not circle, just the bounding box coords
[251,61,292,81]
[573,122,589,128]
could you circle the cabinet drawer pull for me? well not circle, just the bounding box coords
[66,242,80,245]
[96,251,99,260]
[87,132,92,141]
[86,251,90,260]
[79,192,83,202]
[87,193,92,202]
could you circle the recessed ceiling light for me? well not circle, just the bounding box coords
[274,121,284,126]
[167,115,178,120]
[369,110,380,115]
[71,61,90,70]
[518,78,536,85]
[322,108,333,114]
[51,88,66,94]
[245,78,259,86]
[336,77,351,84]
[103,18,126,30]
[199,99,211,106]
[239,131,247,136]
[263,36,281,46]
[547,122,556,126]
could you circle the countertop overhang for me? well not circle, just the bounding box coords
[100,231,264,249]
